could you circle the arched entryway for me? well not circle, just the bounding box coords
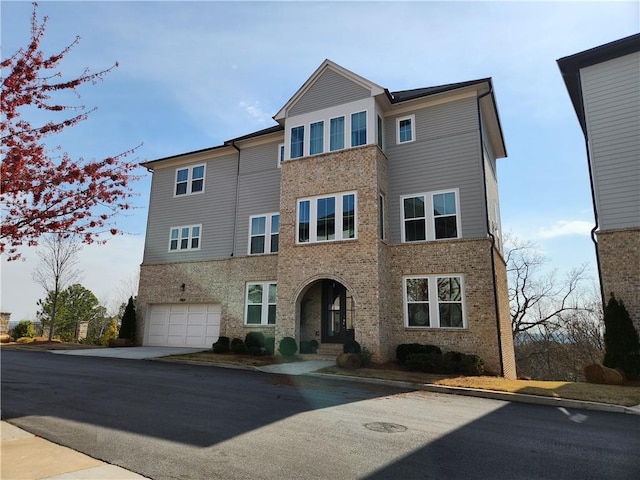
[298,278,355,346]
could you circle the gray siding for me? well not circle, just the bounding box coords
[288,69,370,117]
[142,154,238,264]
[581,52,640,230]
[385,96,486,243]
[234,141,282,255]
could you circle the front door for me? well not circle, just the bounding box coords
[321,280,355,343]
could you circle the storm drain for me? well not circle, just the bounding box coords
[364,422,407,433]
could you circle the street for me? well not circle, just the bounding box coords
[2,350,639,480]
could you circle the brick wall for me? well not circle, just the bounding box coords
[597,228,640,332]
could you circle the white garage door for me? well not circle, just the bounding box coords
[145,304,221,348]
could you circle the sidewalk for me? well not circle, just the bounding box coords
[0,422,148,480]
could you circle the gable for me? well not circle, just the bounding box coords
[288,68,371,117]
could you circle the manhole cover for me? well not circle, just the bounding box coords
[364,422,407,433]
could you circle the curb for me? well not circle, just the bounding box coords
[306,372,640,415]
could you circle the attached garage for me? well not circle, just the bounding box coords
[144,304,220,348]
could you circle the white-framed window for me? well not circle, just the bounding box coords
[245,282,277,325]
[169,224,201,252]
[249,213,279,255]
[277,143,285,168]
[396,114,415,144]
[403,275,465,328]
[401,189,460,242]
[351,111,367,147]
[330,116,345,151]
[175,164,205,196]
[291,125,304,159]
[297,192,357,244]
[310,121,324,155]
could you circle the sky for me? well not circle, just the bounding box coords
[1,0,639,323]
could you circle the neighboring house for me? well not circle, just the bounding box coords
[137,60,516,377]
[558,34,640,333]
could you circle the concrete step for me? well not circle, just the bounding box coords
[315,343,343,356]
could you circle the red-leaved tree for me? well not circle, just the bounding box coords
[1,3,140,260]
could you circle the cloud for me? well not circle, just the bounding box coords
[537,220,593,239]
[239,101,272,123]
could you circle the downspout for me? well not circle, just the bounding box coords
[230,141,241,257]
[477,86,505,377]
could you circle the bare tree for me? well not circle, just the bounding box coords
[505,234,589,337]
[32,234,82,340]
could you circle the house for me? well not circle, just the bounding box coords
[558,34,640,333]
[137,60,516,377]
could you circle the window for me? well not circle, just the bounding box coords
[330,116,345,151]
[351,111,367,147]
[245,282,277,325]
[169,225,201,252]
[401,190,460,242]
[397,115,415,144]
[249,213,279,255]
[291,125,304,159]
[377,115,383,149]
[277,143,285,167]
[404,275,465,328]
[175,165,205,196]
[310,121,324,155]
[297,192,357,244]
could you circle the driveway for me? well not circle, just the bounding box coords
[50,346,208,359]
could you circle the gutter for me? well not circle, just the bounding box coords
[477,86,505,377]
[230,141,241,257]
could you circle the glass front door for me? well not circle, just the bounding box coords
[321,280,354,343]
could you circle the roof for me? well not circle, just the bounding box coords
[557,33,640,134]
[387,78,492,103]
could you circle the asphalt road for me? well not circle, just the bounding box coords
[2,350,639,480]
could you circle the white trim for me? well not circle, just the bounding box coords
[402,275,467,329]
[244,281,277,326]
[396,114,416,144]
[173,164,206,197]
[400,188,461,242]
[248,213,280,255]
[296,191,358,244]
[277,143,285,168]
[168,224,202,252]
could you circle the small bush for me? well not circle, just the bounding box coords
[231,340,248,354]
[396,343,442,365]
[405,353,445,373]
[16,337,36,344]
[212,336,230,354]
[603,294,640,380]
[446,351,484,376]
[343,340,361,354]
[264,337,275,355]
[309,339,319,353]
[358,347,373,367]
[245,332,266,350]
[279,337,298,357]
[299,340,312,354]
[248,345,266,356]
[10,320,36,340]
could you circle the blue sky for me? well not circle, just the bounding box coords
[2,0,638,322]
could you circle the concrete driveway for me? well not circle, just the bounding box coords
[50,346,208,359]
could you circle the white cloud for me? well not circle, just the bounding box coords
[239,101,271,123]
[537,220,593,239]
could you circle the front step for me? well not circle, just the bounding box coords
[315,343,343,356]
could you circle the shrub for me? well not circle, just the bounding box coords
[118,296,137,341]
[299,340,312,354]
[16,337,36,344]
[231,339,248,354]
[603,293,640,380]
[396,343,442,365]
[343,340,361,354]
[405,353,448,373]
[278,336,298,357]
[264,337,275,355]
[245,332,266,350]
[358,347,373,367]
[405,351,485,376]
[457,353,484,376]
[10,320,36,340]
[309,339,319,353]
[212,336,230,354]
